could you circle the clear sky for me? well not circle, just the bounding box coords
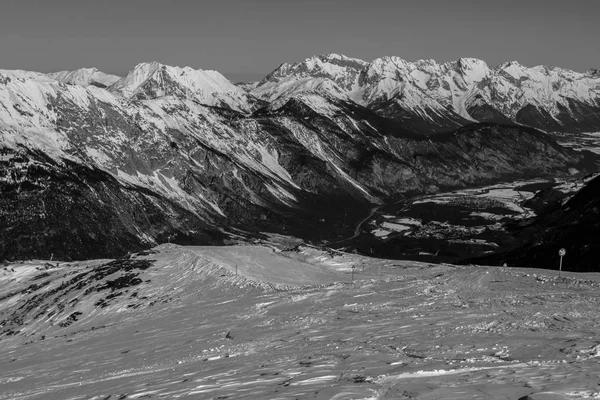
[0,0,598,82]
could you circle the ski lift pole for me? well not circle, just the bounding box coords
[351,265,355,282]
[558,248,566,278]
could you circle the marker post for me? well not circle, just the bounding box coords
[558,248,566,278]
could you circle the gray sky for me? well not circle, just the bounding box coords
[1,0,598,82]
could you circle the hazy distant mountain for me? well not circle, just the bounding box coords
[47,68,121,88]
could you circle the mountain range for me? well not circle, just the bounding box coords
[1,54,599,261]
[250,53,600,133]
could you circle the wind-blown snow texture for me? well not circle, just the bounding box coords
[2,245,600,399]
[0,56,599,260]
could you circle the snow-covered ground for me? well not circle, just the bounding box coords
[555,132,600,154]
[412,180,540,214]
[1,244,600,399]
[371,218,423,238]
[369,179,545,241]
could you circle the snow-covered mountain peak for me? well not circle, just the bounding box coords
[320,52,350,59]
[455,57,486,66]
[454,58,490,75]
[108,61,164,97]
[495,60,528,76]
[315,53,366,64]
[130,61,164,73]
[261,54,367,84]
[494,61,585,84]
[414,58,437,66]
[297,53,367,67]
[110,62,241,97]
[47,67,121,88]
[253,54,368,101]
[496,60,523,68]
[109,62,256,112]
[366,56,410,73]
[0,69,56,83]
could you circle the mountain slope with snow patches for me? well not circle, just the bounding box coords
[108,62,263,113]
[0,60,597,260]
[250,54,600,133]
[47,68,121,88]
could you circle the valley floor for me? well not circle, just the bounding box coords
[1,245,600,399]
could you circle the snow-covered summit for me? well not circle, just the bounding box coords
[47,67,121,88]
[108,61,163,97]
[258,53,368,94]
[0,69,56,83]
[267,53,368,77]
[487,60,600,120]
[253,55,493,110]
[452,58,491,78]
[251,53,600,131]
[0,66,126,159]
[109,62,257,112]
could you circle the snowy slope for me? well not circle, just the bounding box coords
[3,245,600,399]
[1,64,591,205]
[1,61,596,260]
[484,62,600,123]
[251,55,488,110]
[47,68,121,88]
[251,54,600,132]
[0,66,390,260]
[0,69,303,214]
[0,69,99,158]
[259,53,368,92]
[109,62,259,113]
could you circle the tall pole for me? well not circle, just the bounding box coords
[351,265,355,282]
[559,256,563,278]
[558,248,566,278]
